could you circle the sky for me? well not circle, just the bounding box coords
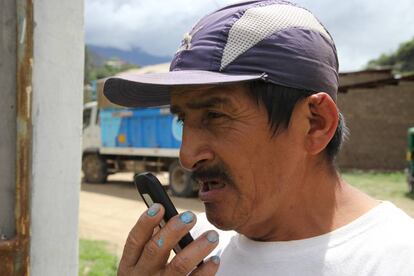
[85,0,414,72]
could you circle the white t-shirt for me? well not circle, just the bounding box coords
[192,201,414,275]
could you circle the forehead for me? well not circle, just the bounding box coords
[170,83,250,110]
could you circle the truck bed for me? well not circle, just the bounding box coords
[100,107,182,150]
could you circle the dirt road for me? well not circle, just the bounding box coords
[79,172,204,257]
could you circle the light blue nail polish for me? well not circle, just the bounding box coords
[179,211,194,224]
[157,236,164,247]
[207,231,219,243]
[210,255,220,265]
[147,203,160,217]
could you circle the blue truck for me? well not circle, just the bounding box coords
[82,100,198,197]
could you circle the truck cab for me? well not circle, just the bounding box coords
[83,101,101,151]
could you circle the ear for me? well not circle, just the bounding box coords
[304,93,338,155]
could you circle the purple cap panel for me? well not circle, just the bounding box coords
[103,0,339,107]
[225,28,338,99]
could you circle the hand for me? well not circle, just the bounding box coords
[118,203,220,275]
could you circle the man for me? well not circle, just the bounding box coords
[104,1,414,275]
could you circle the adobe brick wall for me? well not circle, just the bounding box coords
[336,81,414,170]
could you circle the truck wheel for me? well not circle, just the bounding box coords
[169,161,198,197]
[409,179,414,194]
[82,154,108,183]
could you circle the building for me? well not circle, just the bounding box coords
[337,69,414,170]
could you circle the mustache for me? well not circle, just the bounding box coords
[190,163,233,184]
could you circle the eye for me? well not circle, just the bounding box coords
[202,111,227,125]
[206,111,224,119]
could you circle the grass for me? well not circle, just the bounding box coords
[79,239,118,276]
[342,170,414,217]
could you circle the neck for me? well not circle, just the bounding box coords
[241,160,379,241]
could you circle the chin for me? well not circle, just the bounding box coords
[204,203,238,230]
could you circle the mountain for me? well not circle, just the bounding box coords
[87,45,172,66]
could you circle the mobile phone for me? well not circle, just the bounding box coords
[134,172,195,254]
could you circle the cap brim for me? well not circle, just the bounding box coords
[103,70,264,107]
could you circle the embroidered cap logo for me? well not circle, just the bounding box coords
[176,25,204,53]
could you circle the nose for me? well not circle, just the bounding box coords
[179,124,214,171]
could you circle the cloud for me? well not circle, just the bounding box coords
[85,0,414,71]
[295,0,414,71]
[85,0,238,55]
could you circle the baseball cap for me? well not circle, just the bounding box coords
[104,0,339,107]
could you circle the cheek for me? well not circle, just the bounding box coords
[225,146,268,211]
[209,116,277,200]
[218,130,271,187]
[214,143,258,202]
[244,136,294,198]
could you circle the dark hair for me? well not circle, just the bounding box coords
[247,81,348,162]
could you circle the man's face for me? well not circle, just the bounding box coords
[170,84,305,237]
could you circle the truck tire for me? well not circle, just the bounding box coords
[82,154,108,183]
[407,168,414,194]
[169,161,198,198]
[409,178,414,194]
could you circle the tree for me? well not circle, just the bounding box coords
[367,37,414,74]
[84,46,97,84]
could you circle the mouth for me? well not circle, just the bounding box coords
[198,179,227,202]
[201,180,226,192]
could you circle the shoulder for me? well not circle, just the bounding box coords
[358,201,414,257]
[379,201,414,232]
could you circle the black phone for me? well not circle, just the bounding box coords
[134,172,195,253]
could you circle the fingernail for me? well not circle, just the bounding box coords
[157,236,164,247]
[206,231,219,243]
[209,255,220,265]
[147,203,160,217]
[179,211,194,224]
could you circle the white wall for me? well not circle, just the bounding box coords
[30,0,84,275]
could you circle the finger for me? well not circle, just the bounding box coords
[165,230,219,276]
[119,203,164,268]
[136,211,197,273]
[190,255,220,276]
[153,226,160,235]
